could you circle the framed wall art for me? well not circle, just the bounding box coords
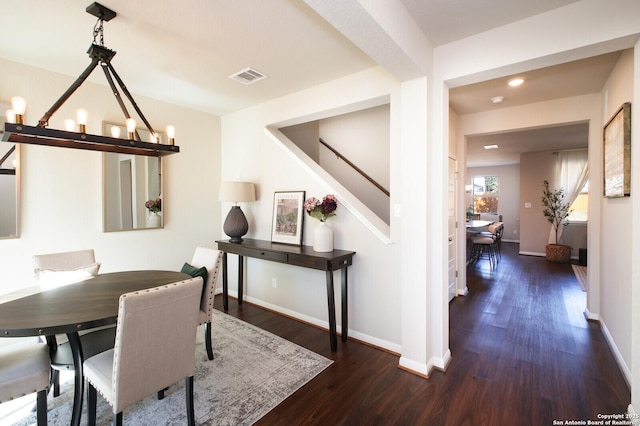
[271,191,305,245]
[603,102,631,198]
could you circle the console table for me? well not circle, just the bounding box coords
[216,238,355,351]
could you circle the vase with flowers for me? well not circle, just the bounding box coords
[304,194,338,252]
[145,197,162,228]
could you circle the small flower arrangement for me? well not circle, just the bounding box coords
[304,194,337,222]
[145,198,162,214]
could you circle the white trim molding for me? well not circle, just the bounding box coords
[600,319,632,388]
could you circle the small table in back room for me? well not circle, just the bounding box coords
[216,239,355,352]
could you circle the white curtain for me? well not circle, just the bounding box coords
[548,149,589,244]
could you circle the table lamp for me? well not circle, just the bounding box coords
[219,181,256,243]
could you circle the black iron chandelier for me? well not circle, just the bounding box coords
[2,2,179,157]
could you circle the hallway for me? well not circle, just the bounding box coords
[452,242,630,423]
[220,242,630,424]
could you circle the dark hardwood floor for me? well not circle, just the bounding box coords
[214,242,630,425]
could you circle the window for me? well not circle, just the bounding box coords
[568,180,588,222]
[472,175,499,214]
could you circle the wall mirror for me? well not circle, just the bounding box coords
[0,102,20,239]
[103,122,163,232]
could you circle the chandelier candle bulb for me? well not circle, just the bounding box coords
[126,118,136,140]
[5,110,15,124]
[76,109,87,133]
[110,126,121,138]
[166,125,175,145]
[11,97,25,124]
[64,119,76,132]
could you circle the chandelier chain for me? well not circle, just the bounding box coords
[93,17,104,46]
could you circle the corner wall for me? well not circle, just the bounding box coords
[221,67,403,353]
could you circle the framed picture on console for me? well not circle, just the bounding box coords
[603,102,631,198]
[271,191,305,245]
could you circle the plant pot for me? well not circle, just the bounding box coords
[546,244,571,263]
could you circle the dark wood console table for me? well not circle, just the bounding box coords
[216,238,355,351]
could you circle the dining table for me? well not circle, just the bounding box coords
[465,219,494,230]
[0,270,192,426]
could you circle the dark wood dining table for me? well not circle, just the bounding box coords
[0,270,191,426]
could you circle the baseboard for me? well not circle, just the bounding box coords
[225,291,403,355]
[627,404,640,425]
[457,286,469,296]
[398,356,432,378]
[518,251,545,257]
[432,349,452,371]
[517,251,578,259]
[599,319,632,388]
[583,308,599,321]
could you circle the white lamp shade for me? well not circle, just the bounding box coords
[219,182,256,203]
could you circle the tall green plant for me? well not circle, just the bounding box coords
[541,180,571,244]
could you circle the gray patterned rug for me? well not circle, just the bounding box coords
[3,310,332,425]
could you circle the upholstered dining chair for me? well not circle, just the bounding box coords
[33,249,100,288]
[0,342,51,426]
[83,277,202,426]
[470,223,502,269]
[32,249,114,396]
[185,247,223,361]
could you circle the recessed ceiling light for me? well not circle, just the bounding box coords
[508,78,524,87]
[484,144,499,150]
[491,96,504,104]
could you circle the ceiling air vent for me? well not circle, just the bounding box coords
[229,67,267,85]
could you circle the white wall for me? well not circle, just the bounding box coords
[319,105,390,223]
[221,67,402,352]
[599,47,634,383]
[631,40,640,416]
[0,57,221,293]
[280,105,391,224]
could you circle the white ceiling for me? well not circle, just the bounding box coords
[453,51,623,167]
[466,123,589,168]
[400,0,581,47]
[0,1,375,116]
[0,1,624,166]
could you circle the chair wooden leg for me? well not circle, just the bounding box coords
[36,389,47,426]
[114,412,123,426]
[205,322,214,360]
[186,376,195,426]
[51,369,60,397]
[87,383,97,426]
[157,387,168,400]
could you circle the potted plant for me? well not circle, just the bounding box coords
[541,180,571,262]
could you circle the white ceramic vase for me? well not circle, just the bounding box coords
[313,221,333,252]
[147,212,161,228]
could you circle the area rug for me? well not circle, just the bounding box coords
[572,264,587,292]
[4,310,332,425]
